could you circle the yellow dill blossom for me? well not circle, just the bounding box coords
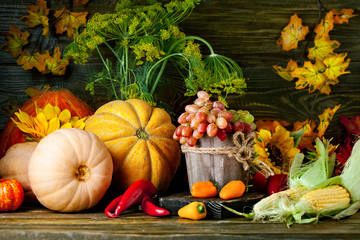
[11,103,87,141]
[160,29,171,40]
[131,41,165,65]
[254,125,300,174]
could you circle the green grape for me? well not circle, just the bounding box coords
[243,113,254,123]
[232,113,242,123]
[250,122,257,130]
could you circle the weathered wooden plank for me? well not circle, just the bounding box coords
[0,207,359,239]
[1,0,360,141]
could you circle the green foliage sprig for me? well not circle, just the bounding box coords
[64,0,247,108]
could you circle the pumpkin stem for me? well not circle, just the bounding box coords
[136,128,150,140]
[75,165,90,182]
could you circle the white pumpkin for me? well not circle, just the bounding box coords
[0,142,38,202]
[28,128,113,212]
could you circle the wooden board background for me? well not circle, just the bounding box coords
[1,0,360,145]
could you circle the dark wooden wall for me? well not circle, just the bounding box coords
[1,0,360,144]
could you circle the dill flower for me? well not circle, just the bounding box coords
[11,103,87,141]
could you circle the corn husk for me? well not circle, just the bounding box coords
[222,138,360,226]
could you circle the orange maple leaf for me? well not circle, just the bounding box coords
[277,14,309,51]
[317,104,341,137]
[1,25,29,58]
[43,47,69,75]
[307,38,340,61]
[314,11,334,40]
[273,59,298,81]
[21,0,49,37]
[16,50,49,72]
[333,9,358,24]
[54,7,88,38]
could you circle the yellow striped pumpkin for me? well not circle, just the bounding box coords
[85,99,181,194]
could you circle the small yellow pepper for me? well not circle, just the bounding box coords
[178,202,207,220]
[191,181,217,198]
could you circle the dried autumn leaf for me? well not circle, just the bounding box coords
[75,0,90,6]
[314,11,334,40]
[307,38,340,61]
[16,50,49,72]
[317,104,341,137]
[273,59,298,81]
[323,53,350,80]
[1,25,29,58]
[43,47,69,75]
[277,14,309,51]
[21,0,49,37]
[333,9,358,24]
[292,120,317,150]
[54,7,88,38]
[292,61,326,93]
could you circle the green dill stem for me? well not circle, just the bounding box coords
[148,36,215,95]
[96,46,119,100]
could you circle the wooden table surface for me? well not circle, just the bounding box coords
[0,206,359,240]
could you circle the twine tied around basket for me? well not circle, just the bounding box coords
[181,131,256,171]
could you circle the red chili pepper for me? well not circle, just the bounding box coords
[114,179,157,216]
[141,194,170,217]
[104,194,123,218]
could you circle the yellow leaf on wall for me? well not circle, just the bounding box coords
[307,38,340,61]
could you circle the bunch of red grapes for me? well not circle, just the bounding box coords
[173,91,256,147]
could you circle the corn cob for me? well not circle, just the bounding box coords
[253,186,308,213]
[298,185,351,214]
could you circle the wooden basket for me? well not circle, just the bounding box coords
[181,131,255,192]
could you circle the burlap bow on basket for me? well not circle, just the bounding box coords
[181,131,255,170]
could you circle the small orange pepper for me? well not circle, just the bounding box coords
[191,181,217,198]
[219,180,246,200]
[178,202,207,220]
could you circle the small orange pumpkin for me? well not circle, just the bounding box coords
[85,99,181,194]
[0,87,94,158]
[0,179,24,212]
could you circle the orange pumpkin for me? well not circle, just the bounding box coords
[0,87,94,157]
[85,99,181,194]
[0,179,24,212]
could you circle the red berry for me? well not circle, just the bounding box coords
[182,125,192,137]
[218,110,233,121]
[197,122,208,134]
[233,121,245,132]
[187,136,197,147]
[197,91,210,101]
[178,112,189,124]
[185,104,199,114]
[213,101,225,110]
[175,125,183,136]
[243,122,253,132]
[225,121,233,133]
[207,123,218,137]
[206,114,216,124]
[216,129,227,141]
[215,117,228,129]
[195,111,207,122]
